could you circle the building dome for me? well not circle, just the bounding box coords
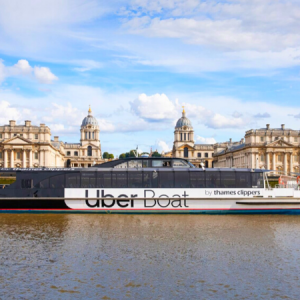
[81,106,98,127]
[175,107,192,128]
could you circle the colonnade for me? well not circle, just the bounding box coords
[2,148,52,168]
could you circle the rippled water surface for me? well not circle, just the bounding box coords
[1,214,300,299]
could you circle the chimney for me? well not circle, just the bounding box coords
[266,124,270,130]
[240,138,244,144]
[25,120,31,127]
[54,136,59,142]
[9,120,16,127]
[229,138,232,144]
[40,123,45,128]
[281,124,285,130]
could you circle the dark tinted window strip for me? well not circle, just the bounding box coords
[32,170,264,189]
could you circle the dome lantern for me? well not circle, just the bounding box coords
[81,106,99,127]
[175,107,192,129]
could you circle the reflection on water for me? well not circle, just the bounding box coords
[1,214,300,299]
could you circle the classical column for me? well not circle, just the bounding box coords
[44,150,49,167]
[4,150,7,168]
[10,149,14,168]
[272,153,276,173]
[29,150,32,168]
[266,152,270,170]
[22,150,26,168]
[40,150,44,167]
[284,152,287,174]
[290,153,293,174]
[251,153,255,168]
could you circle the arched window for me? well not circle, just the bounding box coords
[66,159,71,168]
[85,132,87,139]
[92,132,94,139]
[184,147,188,158]
[188,133,190,140]
[180,133,182,141]
[87,146,92,157]
[89,132,91,139]
[184,133,186,140]
[205,161,209,168]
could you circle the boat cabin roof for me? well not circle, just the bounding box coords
[0,156,267,173]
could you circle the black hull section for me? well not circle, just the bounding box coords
[0,200,69,209]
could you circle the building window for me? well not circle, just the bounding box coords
[20,134,23,137]
[87,146,92,157]
[205,153,209,158]
[0,152,2,159]
[67,151,71,156]
[294,137,298,142]
[74,151,78,156]
[197,153,201,158]
[92,132,94,139]
[294,155,298,162]
[278,155,282,162]
[184,133,186,141]
[17,152,21,159]
[35,134,38,139]
[89,132,91,139]
[180,133,182,141]
[0,134,2,138]
[260,155,264,162]
[14,134,17,136]
[85,132,87,139]
[184,147,188,158]
[260,137,264,142]
[34,152,38,159]
[188,133,190,140]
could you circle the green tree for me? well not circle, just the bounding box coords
[119,153,126,159]
[129,150,137,157]
[103,152,109,159]
[152,151,161,157]
[108,154,114,159]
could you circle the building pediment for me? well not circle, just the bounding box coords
[267,139,294,147]
[178,144,194,150]
[2,136,32,145]
[80,142,100,149]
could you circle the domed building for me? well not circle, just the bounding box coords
[165,107,214,168]
[63,106,103,167]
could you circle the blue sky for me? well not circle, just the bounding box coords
[1,0,300,156]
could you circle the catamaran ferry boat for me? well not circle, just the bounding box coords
[1,157,300,214]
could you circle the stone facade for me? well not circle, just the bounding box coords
[165,109,214,167]
[213,124,300,174]
[0,107,103,168]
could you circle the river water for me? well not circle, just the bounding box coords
[1,214,300,299]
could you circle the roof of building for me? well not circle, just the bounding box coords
[81,106,99,127]
[51,141,61,149]
[175,107,193,128]
[215,143,245,156]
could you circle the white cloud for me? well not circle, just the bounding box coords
[157,140,172,152]
[98,119,115,132]
[72,60,103,72]
[130,93,178,121]
[196,136,217,144]
[0,59,58,84]
[120,0,300,72]
[33,66,58,84]
[205,113,245,129]
[0,100,36,124]
[254,112,271,118]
